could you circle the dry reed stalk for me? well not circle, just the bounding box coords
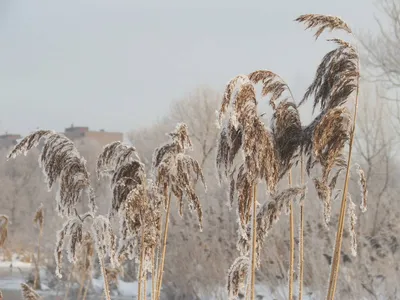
[298,154,305,300]
[138,224,145,300]
[99,257,111,300]
[143,273,147,300]
[33,203,44,290]
[76,233,94,299]
[0,289,2,300]
[0,215,9,249]
[249,184,258,300]
[21,283,42,300]
[82,277,90,300]
[288,171,294,300]
[219,72,305,299]
[151,248,156,299]
[295,14,361,300]
[152,123,205,300]
[63,271,72,300]
[77,274,86,299]
[326,93,359,300]
[155,193,171,300]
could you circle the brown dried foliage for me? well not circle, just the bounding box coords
[33,203,44,231]
[218,75,279,193]
[97,141,140,179]
[248,70,294,109]
[153,123,206,230]
[97,142,145,217]
[73,232,95,283]
[313,107,351,182]
[226,256,249,300]
[21,283,41,300]
[7,130,96,217]
[271,101,303,178]
[295,14,352,40]
[117,180,162,270]
[0,215,9,249]
[254,187,306,265]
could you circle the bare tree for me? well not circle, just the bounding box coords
[360,0,400,92]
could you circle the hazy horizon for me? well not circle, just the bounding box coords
[0,0,379,136]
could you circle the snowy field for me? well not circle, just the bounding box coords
[0,255,319,299]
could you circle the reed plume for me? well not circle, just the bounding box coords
[74,232,95,299]
[0,215,9,249]
[21,283,42,300]
[97,141,143,218]
[7,130,97,217]
[295,14,352,40]
[296,13,366,300]
[226,256,249,300]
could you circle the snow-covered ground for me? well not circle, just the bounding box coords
[0,255,378,300]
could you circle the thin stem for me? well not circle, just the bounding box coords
[64,267,74,300]
[326,70,360,300]
[151,248,156,300]
[77,273,87,300]
[33,226,43,290]
[250,184,258,300]
[298,154,305,300]
[82,278,90,300]
[99,257,111,300]
[138,225,145,300]
[288,171,294,300]
[144,271,147,300]
[156,192,172,300]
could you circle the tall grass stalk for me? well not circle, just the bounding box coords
[250,184,257,300]
[99,257,111,300]
[156,193,172,300]
[33,204,44,290]
[298,154,305,300]
[138,224,145,300]
[326,78,360,300]
[151,249,156,299]
[288,171,294,300]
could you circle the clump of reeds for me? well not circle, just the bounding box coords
[295,13,367,300]
[96,140,156,299]
[217,72,305,300]
[8,125,204,300]
[152,123,206,300]
[0,215,9,249]
[21,283,42,300]
[216,13,369,300]
[33,203,44,289]
[7,131,118,300]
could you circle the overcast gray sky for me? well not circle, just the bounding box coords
[0,0,379,136]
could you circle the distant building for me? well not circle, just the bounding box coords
[0,133,22,149]
[63,124,123,147]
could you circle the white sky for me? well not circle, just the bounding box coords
[0,0,380,135]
